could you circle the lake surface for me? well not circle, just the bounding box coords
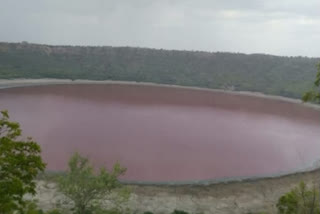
[0,84,319,182]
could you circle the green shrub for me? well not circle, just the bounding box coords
[57,153,129,214]
[277,181,320,214]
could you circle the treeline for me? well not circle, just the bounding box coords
[0,42,319,98]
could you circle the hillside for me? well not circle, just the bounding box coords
[0,42,318,98]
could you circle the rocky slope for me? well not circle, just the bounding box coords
[30,169,320,214]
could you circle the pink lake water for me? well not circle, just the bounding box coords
[0,84,319,182]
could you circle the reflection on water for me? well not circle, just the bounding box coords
[0,84,319,182]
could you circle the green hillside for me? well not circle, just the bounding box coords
[0,42,318,98]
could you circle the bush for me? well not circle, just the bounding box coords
[57,153,129,214]
[277,181,320,214]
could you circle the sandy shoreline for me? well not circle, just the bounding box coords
[1,78,318,109]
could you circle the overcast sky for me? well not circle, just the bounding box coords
[0,0,319,57]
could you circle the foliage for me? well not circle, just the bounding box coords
[0,110,46,213]
[303,63,320,102]
[89,207,123,214]
[0,42,319,99]
[20,201,62,214]
[57,153,129,214]
[22,201,44,214]
[276,182,320,214]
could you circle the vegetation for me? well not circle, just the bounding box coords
[21,201,62,214]
[1,53,319,212]
[0,42,319,99]
[57,153,130,214]
[0,110,46,213]
[277,182,319,214]
[303,63,320,102]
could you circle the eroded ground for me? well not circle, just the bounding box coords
[33,169,320,214]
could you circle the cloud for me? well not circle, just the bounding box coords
[0,0,319,56]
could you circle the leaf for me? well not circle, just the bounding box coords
[57,153,130,213]
[0,110,46,212]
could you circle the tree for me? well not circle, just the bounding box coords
[302,62,320,211]
[303,63,320,102]
[277,182,320,214]
[57,153,129,214]
[0,110,46,213]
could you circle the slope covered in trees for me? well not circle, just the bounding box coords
[0,42,318,98]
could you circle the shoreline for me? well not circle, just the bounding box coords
[0,78,319,110]
[42,162,320,186]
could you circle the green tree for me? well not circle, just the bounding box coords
[57,153,129,214]
[302,62,320,211]
[277,182,319,214]
[0,110,46,213]
[303,63,320,102]
[1,42,319,99]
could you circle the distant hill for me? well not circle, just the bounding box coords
[0,42,318,98]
